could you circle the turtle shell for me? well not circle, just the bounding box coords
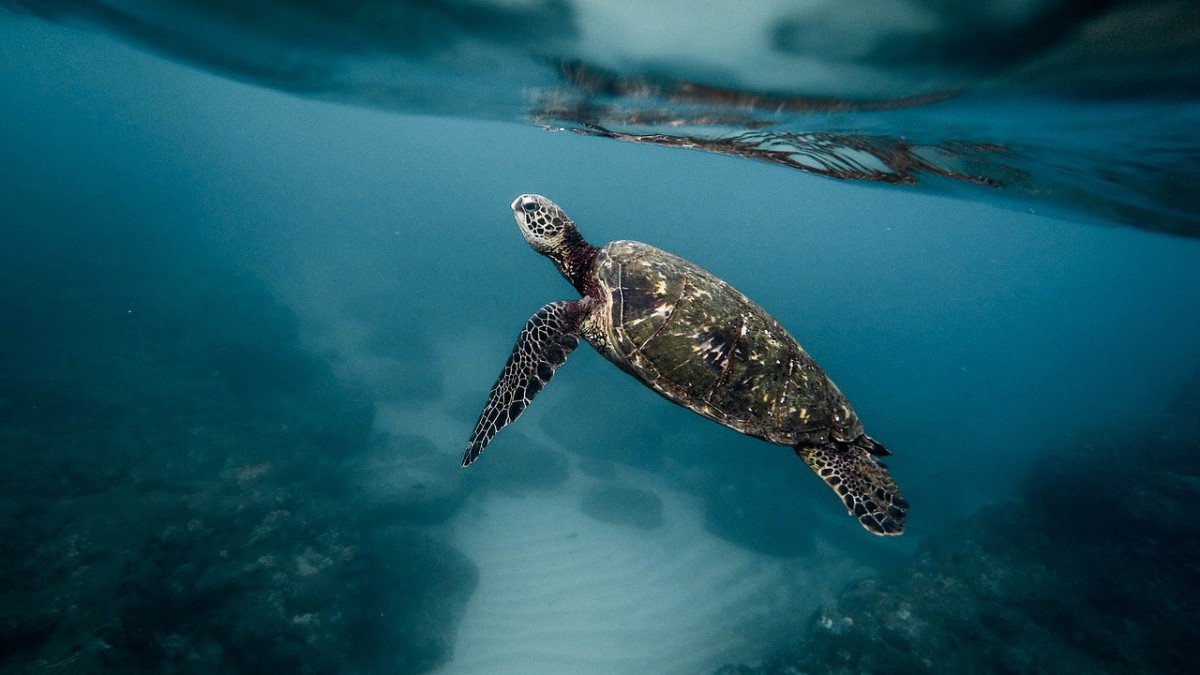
[593,240,862,446]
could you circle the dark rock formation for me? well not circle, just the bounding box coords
[579,483,665,530]
[718,412,1200,675]
[355,527,480,675]
[0,216,477,674]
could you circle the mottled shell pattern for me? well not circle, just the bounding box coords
[591,240,863,447]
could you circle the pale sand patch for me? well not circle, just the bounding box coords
[437,469,869,675]
[296,317,873,673]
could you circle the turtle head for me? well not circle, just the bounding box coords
[511,194,597,290]
[512,194,581,256]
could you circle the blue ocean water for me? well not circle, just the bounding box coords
[2,3,1200,673]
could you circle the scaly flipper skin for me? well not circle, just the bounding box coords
[796,435,908,535]
[461,300,584,467]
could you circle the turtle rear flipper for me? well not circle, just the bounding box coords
[462,300,585,467]
[796,436,907,535]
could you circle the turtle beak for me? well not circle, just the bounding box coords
[511,196,522,212]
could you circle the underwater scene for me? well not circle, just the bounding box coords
[3,2,1200,673]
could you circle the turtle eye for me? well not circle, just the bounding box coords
[521,201,540,213]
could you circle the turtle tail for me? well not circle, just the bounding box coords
[795,435,907,536]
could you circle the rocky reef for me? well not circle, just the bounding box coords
[718,402,1200,674]
[0,222,478,673]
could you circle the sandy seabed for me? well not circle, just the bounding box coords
[438,468,868,675]
[324,322,877,675]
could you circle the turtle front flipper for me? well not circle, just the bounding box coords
[796,436,908,535]
[462,300,585,467]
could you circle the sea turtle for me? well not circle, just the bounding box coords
[462,194,907,535]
